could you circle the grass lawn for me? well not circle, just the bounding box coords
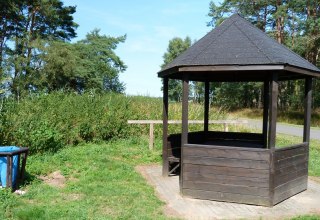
[0,137,168,220]
[0,135,319,219]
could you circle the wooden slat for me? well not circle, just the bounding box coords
[273,180,308,205]
[275,161,307,176]
[184,164,270,178]
[274,168,308,187]
[184,146,270,161]
[182,189,270,206]
[274,175,308,195]
[275,144,308,160]
[185,143,267,152]
[184,156,270,169]
[206,131,263,142]
[275,142,308,152]
[183,172,269,187]
[183,181,269,196]
[275,154,308,169]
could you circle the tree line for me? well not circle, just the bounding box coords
[0,0,126,98]
[162,0,320,110]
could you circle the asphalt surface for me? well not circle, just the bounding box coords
[246,119,320,140]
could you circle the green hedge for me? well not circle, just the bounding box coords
[0,92,131,153]
[0,92,225,154]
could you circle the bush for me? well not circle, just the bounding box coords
[0,92,131,153]
[0,92,226,154]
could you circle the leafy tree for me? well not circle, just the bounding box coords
[161,37,191,101]
[207,0,320,109]
[0,0,78,98]
[35,30,126,93]
[76,30,126,93]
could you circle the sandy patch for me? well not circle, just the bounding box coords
[39,170,66,188]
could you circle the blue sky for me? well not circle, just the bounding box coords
[64,0,218,97]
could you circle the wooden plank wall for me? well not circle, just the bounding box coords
[182,144,271,206]
[273,143,308,205]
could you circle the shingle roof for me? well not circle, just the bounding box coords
[158,14,320,78]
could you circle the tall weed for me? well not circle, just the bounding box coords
[0,93,226,154]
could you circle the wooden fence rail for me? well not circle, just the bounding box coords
[127,120,248,150]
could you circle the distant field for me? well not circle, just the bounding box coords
[228,108,320,127]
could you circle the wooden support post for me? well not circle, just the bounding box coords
[181,75,189,190]
[223,123,229,132]
[204,81,209,134]
[268,73,278,149]
[16,154,21,189]
[162,78,169,177]
[7,156,12,188]
[263,80,270,147]
[20,151,28,183]
[149,123,154,150]
[268,73,278,206]
[303,77,312,144]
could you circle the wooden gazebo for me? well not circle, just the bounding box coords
[158,14,320,206]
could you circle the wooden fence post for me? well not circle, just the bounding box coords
[149,123,154,150]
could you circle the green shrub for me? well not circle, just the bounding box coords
[0,92,131,153]
[0,92,226,154]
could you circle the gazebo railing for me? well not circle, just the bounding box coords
[127,120,248,150]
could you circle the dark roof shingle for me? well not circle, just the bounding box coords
[159,14,320,76]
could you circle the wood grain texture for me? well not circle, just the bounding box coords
[184,156,269,169]
[182,188,270,206]
[184,145,270,160]
[183,172,269,187]
[183,181,269,196]
[162,77,169,176]
[303,77,312,143]
[184,164,269,178]
[273,175,308,205]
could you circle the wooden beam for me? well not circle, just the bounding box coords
[268,73,278,149]
[204,81,210,133]
[179,65,284,72]
[128,120,248,124]
[158,64,320,78]
[267,73,278,206]
[162,77,169,177]
[182,76,189,146]
[263,80,269,147]
[181,74,189,190]
[303,77,312,143]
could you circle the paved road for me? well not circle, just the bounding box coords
[246,119,320,140]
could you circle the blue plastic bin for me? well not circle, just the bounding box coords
[0,146,20,187]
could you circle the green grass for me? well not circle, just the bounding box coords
[1,135,319,219]
[0,137,169,220]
